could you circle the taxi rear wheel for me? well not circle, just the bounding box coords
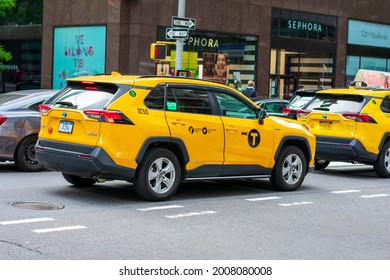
[62,173,96,186]
[374,142,390,178]
[134,147,181,201]
[270,145,307,191]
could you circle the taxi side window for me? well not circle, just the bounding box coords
[166,87,212,115]
[380,96,390,113]
[213,91,257,119]
[144,85,165,110]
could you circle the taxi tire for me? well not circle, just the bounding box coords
[134,147,181,201]
[314,159,330,170]
[270,145,306,191]
[14,134,44,172]
[374,141,390,178]
[62,173,96,186]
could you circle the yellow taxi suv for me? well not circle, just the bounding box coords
[297,81,390,176]
[36,73,315,201]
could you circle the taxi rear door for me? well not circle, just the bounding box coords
[164,85,224,175]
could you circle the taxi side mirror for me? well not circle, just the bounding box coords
[258,108,267,125]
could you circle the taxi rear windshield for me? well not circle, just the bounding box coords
[305,94,365,113]
[49,81,119,110]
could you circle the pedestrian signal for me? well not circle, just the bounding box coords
[150,44,167,60]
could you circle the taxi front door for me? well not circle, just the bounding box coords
[214,91,274,175]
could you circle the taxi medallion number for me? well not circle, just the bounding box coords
[58,120,74,133]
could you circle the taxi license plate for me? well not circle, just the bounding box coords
[319,121,332,129]
[58,120,74,133]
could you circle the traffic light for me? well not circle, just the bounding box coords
[150,43,167,60]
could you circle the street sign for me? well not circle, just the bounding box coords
[171,16,196,30]
[165,28,189,40]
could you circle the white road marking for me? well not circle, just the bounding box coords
[0,217,55,225]
[137,205,184,211]
[166,211,218,219]
[32,225,86,233]
[279,201,314,207]
[246,196,282,201]
[359,194,389,198]
[330,190,361,194]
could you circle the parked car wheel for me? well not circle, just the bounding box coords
[14,134,43,172]
[374,142,390,178]
[62,173,96,186]
[134,147,181,201]
[314,159,330,170]
[270,145,306,191]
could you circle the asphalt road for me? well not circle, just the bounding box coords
[0,161,389,260]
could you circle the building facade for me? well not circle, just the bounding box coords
[2,0,390,98]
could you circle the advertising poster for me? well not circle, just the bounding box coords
[53,26,106,89]
[202,53,229,84]
[354,69,390,88]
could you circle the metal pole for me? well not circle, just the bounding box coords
[175,0,185,72]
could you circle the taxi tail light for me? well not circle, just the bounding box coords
[38,104,52,114]
[282,107,292,116]
[83,110,134,125]
[342,113,377,123]
[296,109,311,118]
[0,114,7,125]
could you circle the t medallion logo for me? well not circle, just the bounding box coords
[248,129,260,148]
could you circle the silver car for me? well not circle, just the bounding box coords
[0,89,57,171]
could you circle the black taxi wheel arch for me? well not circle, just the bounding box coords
[133,147,182,201]
[270,145,307,191]
[274,137,312,173]
[374,141,390,178]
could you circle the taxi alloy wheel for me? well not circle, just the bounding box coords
[134,147,181,201]
[270,145,307,191]
[14,134,43,172]
[374,141,390,178]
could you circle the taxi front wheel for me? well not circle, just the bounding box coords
[374,142,390,178]
[134,147,181,201]
[270,145,307,191]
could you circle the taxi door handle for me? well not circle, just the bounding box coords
[171,120,186,126]
[225,126,238,132]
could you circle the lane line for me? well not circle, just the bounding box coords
[0,217,55,225]
[279,201,314,207]
[330,190,361,194]
[166,211,218,219]
[246,196,282,202]
[137,205,184,211]
[32,225,86,233]
[360,194,389,198]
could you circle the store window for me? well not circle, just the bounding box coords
[156,27,257,92]
[0,0,43,92]
[346,56,390,86]
[270,49,334,98]
[270,9,337,99]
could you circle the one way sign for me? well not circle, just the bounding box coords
[171,16,196,30]
[166,28,189,39]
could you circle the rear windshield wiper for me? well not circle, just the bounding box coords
[312,107,330,111]
[54,101,77,109]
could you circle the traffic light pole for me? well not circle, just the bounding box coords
[175,0,185,72]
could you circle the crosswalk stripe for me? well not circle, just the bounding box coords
[0,217,55,225]
[32,225,87,233]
